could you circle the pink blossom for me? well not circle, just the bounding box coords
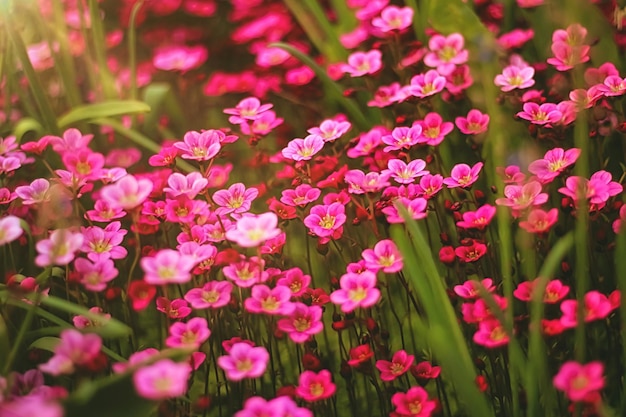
[347,127,385,158]
[354,0,389,20]
[361,239,403,273]
[513,278,569,303]
[411,361,441,381]
[553,361,605,402]
[613,205,626,234]
[81,221,127,262]
[443,162,483,189]
[391,386,437,417]
[72,307,111,329]
[371,6,413,33]
[223,256,268,288]
[277,267,311,297]
[240,110,283,136]
[528,148,581,183]
[165,317,211,348]
[235,396,313,417]
[212,183,259,216]
[595,75,626,97]
[497,28,535,49]
[85,199,126,222]
[340,49,382,77]
[217,342,269,381]
[224,97,273,124]
[558,171,623,208]
[382,126,423,152]
[255,46,290,68]
[368,82,404,107]
[35,229,84,267]
[454,278,496,299]
[552,23,588,46]
[173,130,223,161]
[547,43,590,71]
[0,395,64,417]
[455,241,488,263]
[184,280,233,309]
[62,149,104,180]
[225,212,282,247]
[163,172,208,199]
[456,204,496,230]
[445,64,474,95]
[285,66,315,86]
[15,178,51,205]
[494,65,535,91]
[517,102,562,125]
[585,62,619,86]
[455,109,490,135]
[569,88,603,110]
[423,33,468,76]
[307,119,351,142]
[133,359,192,400]
[404,70,447,98]
[277,302,324,343]
[141,249,196,285]
[44,128,92,154]
[156,297,192,319]
[415,112,454,146]
[303,203,346,238]
[376,350,414,382]
[473,319,509,348]
[281,184,321,207]
[0,215,23,246]
[416,174,444,199]
[244,284,295,315]
[382,197,428,223]
[518,208,559,234]
[296,370,336,402]
[39,329,102,375]
[74,258,118,292]
[560,291,613,328]
[495,181,548,212]
[330,270,380,313]
[100,174,153,210]
[281,135,325,161]
[382,158,428,184]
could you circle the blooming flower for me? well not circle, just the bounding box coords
[513,278,569,303]
[156,297,192,319]
[74,258,118,292]
[141,249,196,285]
[454,278,496,299]
[443,162,483,189]
[225,212,282,247]
[404,70,447,98]
[165,317,211,349]
[133,359,192,400]
[35,229,84,267]
[277,302,324,343]
[15,178,52,205]
[391,386,437,417]
[528,148,581,184]
[212,182,259,216]
[558,171,623,209]
[303,203,346,238]
[456,204,496,230]
[0,215,22,246]
[424,33,468,75]
[296,370,336,402]
[184,280,233,309]
[244,284,295,315]
[277,267,311,297]
[382,158,428,184]
[39,329,102,375]
[224,96,273,124]
[376,350,414,382]
[518,208,558,234]
[281,135,325,161]
[382,197,428,223]
[81,221,127,262]
[280,184,321,207]
[163,172,209,199]
[153,45,208,72]
[382,126,423,152]
[100,174,154,210]
[560,291,612,328]
[415,112,454,146]
[217,342,269,381]
[455,241,488,263]
[517,102,562,125]
[223,256,268,288]
[174,130,223,161]
[340,49,382,77]
[330,270,380,313]
[553,361,605,402]
[496,181,548,213]
[235,396,313,417]
[494,65,535,91]
[473,319,510,348]
[455,109,490,135]
[371,6,413,33]
[361,239,403,273]
[307,119,351,142]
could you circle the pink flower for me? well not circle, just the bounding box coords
[495,181,548,212]
[569,88,603,110]
[217,342,269,381]
[244,284,295,315]
[559,171,623,209]
[44,128,92,154]
[224,97,273,124]
[376,350,414,382]
[411,361,441,382]
[296,370,336,402]
[455,241,488,263]
[415,112,454,146]
[133,359,192,400]
[382,158,428,184]
[416,174,444,199]
[517,103,562,125]
[456,204,496,230]
[81,221,128,262]
[613,205,626,234]
[340,49,382,77]
[39,329,102,375]
[497,28,535,49]
[225,212,282,247]
[371,6,413,33]
[454,278,496,299]
[345,169,391,194]
[281,135,325,161]
[513,278,569,303]
[473,319,510,348]
[528,148,581,184]
[303,203,346,238]
[560,291,613,328]
[330,270,380,313]
[368,82,404,107]
[163,172,208,199]
[35,229,84,267]
[277,302,324,343]
[455,109,490,135]
[165,317,211,348]
[173,130,223,161]
[382,197,428,223]
[443,162,483,189]
[156,297,192,319]
[85,199,126,222]
[153,44,208,72]
[281,184,321,207]
[424,33,468,76]
[223,256,268,288]
[547,43,590,71]
[184,280,232,309]
[404,70,447,98]
[240,110,283,136]
[518,208,559,234]
[212,182,259,216]
[75,258,118,292]
[0,215,23,246]
[553,361,605,402]
[307,119,351,142]
[141,249,196,285]
[361,239,403,273]
[235,396,313,417]
[100,174,154,210]
[391,386,437,417]
[15,178,51,205]
[596,75,626,97]
[494,65,535,91]
[382,126,423,152]
[276,268,311,297]
[62,149,104,180]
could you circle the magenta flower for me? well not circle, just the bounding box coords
[277,302,324,343]
[74,258,118,292]
[456,204,496,230]
[361,239,403,273]
[277,267,311,297]
[153,45,208,72]
[368,82,404,107]
[173,130,223,161]
[596,75,626,97]
[156,297,192,319]
[518,208,559,234]
[528,147,581,184]
[558,171,623,209]
[281,184,321,207]
[296,370,336,402]
[330,270,380,313]
[62,148,104,180]
[244,284,295,315]
[133,359,192,400]
[165,317,211,349]
[240,110,284,136]
[455,241,488,263]
[81,221,127,262]
[404,70,447,98]
[235,396,312,417]
[415,112,454,146]
[100,174,153,211]
[473,319,509,348]
[141,249,196,285]
[455,109,490,135]
[371,6,413,33]
[307,119,351,142]
[376,350,414,382]
[416,174,444,199]
[224,97,273,124]
[281,134,325,161]
[517,102,562,125]
[45,128,93,154]
[553,361,605,402]
[560,291,612,329]
[35,229,84,267]
[391,386,437,417]
[453,278,496,299]
[85,199,126,222]
[382,197,428,223]
[39,329,102,375]
[212,182,259,216]
[223,256,268,288]
[184,280,233,309]
[303,203,346,238]
[424,33,468,75]
[613,204,626,234]
[225,212,282,248]
[496,181,548,212]
[344,169,391,194]
[443,162,483,189]
[0,215,22,246]
[382,158,428,184]
[382,126,423,152]
[340,49,382,77]
[513,278,569,303]
[217,342,269,381]
[494,65,535,92]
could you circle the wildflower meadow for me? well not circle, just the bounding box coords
[2,0,626,416]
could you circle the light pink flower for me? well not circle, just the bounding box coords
[223,256,268,288]
[376,350,414,382]
[184,280,233,309]
[0,215,22,246]
[361,239,403,273]
[497,28,535,49]
[528,148,581,184]
[517,102,562,125]
[100,174,154,210]
[15,178,52,205]
[224,97,273,124]
[281,184,321,207]
[85,199,126,222]
[153,45,208,72]
[282,135,325,161]
[133,359,192,400]
[340,49,382,77]
[35,229,84,267]
[382,126,422,152]
[382,158,428,184]
[330,270,380,313]
[307,119,351,142]
[553,361,605,402]
[613,205,626,234]
[276,267,311,297]
[371,6,413,33]
[518,208,558,234]
[165,317,211,348]
[596,75,626,97]
[494,65,535,91]
[296,370,336,402]
[212,182,259,216]
[382,197,428,223]
[81,221,127,262]
[217,342,269,381]
[454,278,496,299]
[455,109,490,134]
[277,302,324,343]
[443,162,483,189]
[391,386,437,417]
[558,171,623,209]
[75,258,118,292]
[39,329,102,375]
[303,203,346,238]
[547,43,590,71]
[225,212,282,247]
[404,70,447,98]
[240,110,283,136]
[368,82,404,107]
[44,128,93,154]
[163,172,209,199]
[235,396,313,417]
[456,204,496,230]
[141,249,196,285]
[174,130,223,161]
[423,33,468,76]
[495,181,548,212]
[244,284,295,315]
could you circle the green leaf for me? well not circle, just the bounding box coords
[57,100,151,129]
[142,83,186,136]
[28,336,60,353]
[12,117,43,143]
[0,314,11,365]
